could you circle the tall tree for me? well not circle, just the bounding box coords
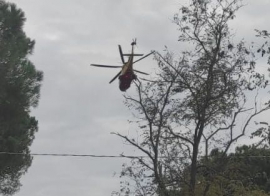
[0,1,43,195]
[113,0,270,196]
[180,145,270,195]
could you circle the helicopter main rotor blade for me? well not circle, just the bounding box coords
[91,64,122,68]
[118,45,125,64]
[134,69,149,75]
[109,71,122,84]
[133,51,155,64]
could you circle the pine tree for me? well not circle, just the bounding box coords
[0,1,43,195]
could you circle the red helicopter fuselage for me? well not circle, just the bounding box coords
[119,70,137,91]
[118,42,136,91]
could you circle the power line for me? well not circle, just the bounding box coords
[1,151,270,159]
[0,152,147,159]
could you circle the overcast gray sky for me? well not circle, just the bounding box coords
[6,0,270,196]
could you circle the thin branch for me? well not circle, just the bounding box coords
[112,132,155,162]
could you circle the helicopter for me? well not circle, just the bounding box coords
[90,39,154,91]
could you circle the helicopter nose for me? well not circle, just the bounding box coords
[119,85,127,91]
[119,80,130,91]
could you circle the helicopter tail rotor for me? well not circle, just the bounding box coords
[131,38,137,46]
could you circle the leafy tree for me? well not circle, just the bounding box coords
[179,146,270,195]
[254,29,270,65]
[113,0,270,196]
[232,146,270,193]
[250,122,270,148]
[0,1,43,195]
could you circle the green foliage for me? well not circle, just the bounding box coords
[233,146,270,193]
[255,29,270,65]
[0,0,43,195]
[178,146,270,195]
